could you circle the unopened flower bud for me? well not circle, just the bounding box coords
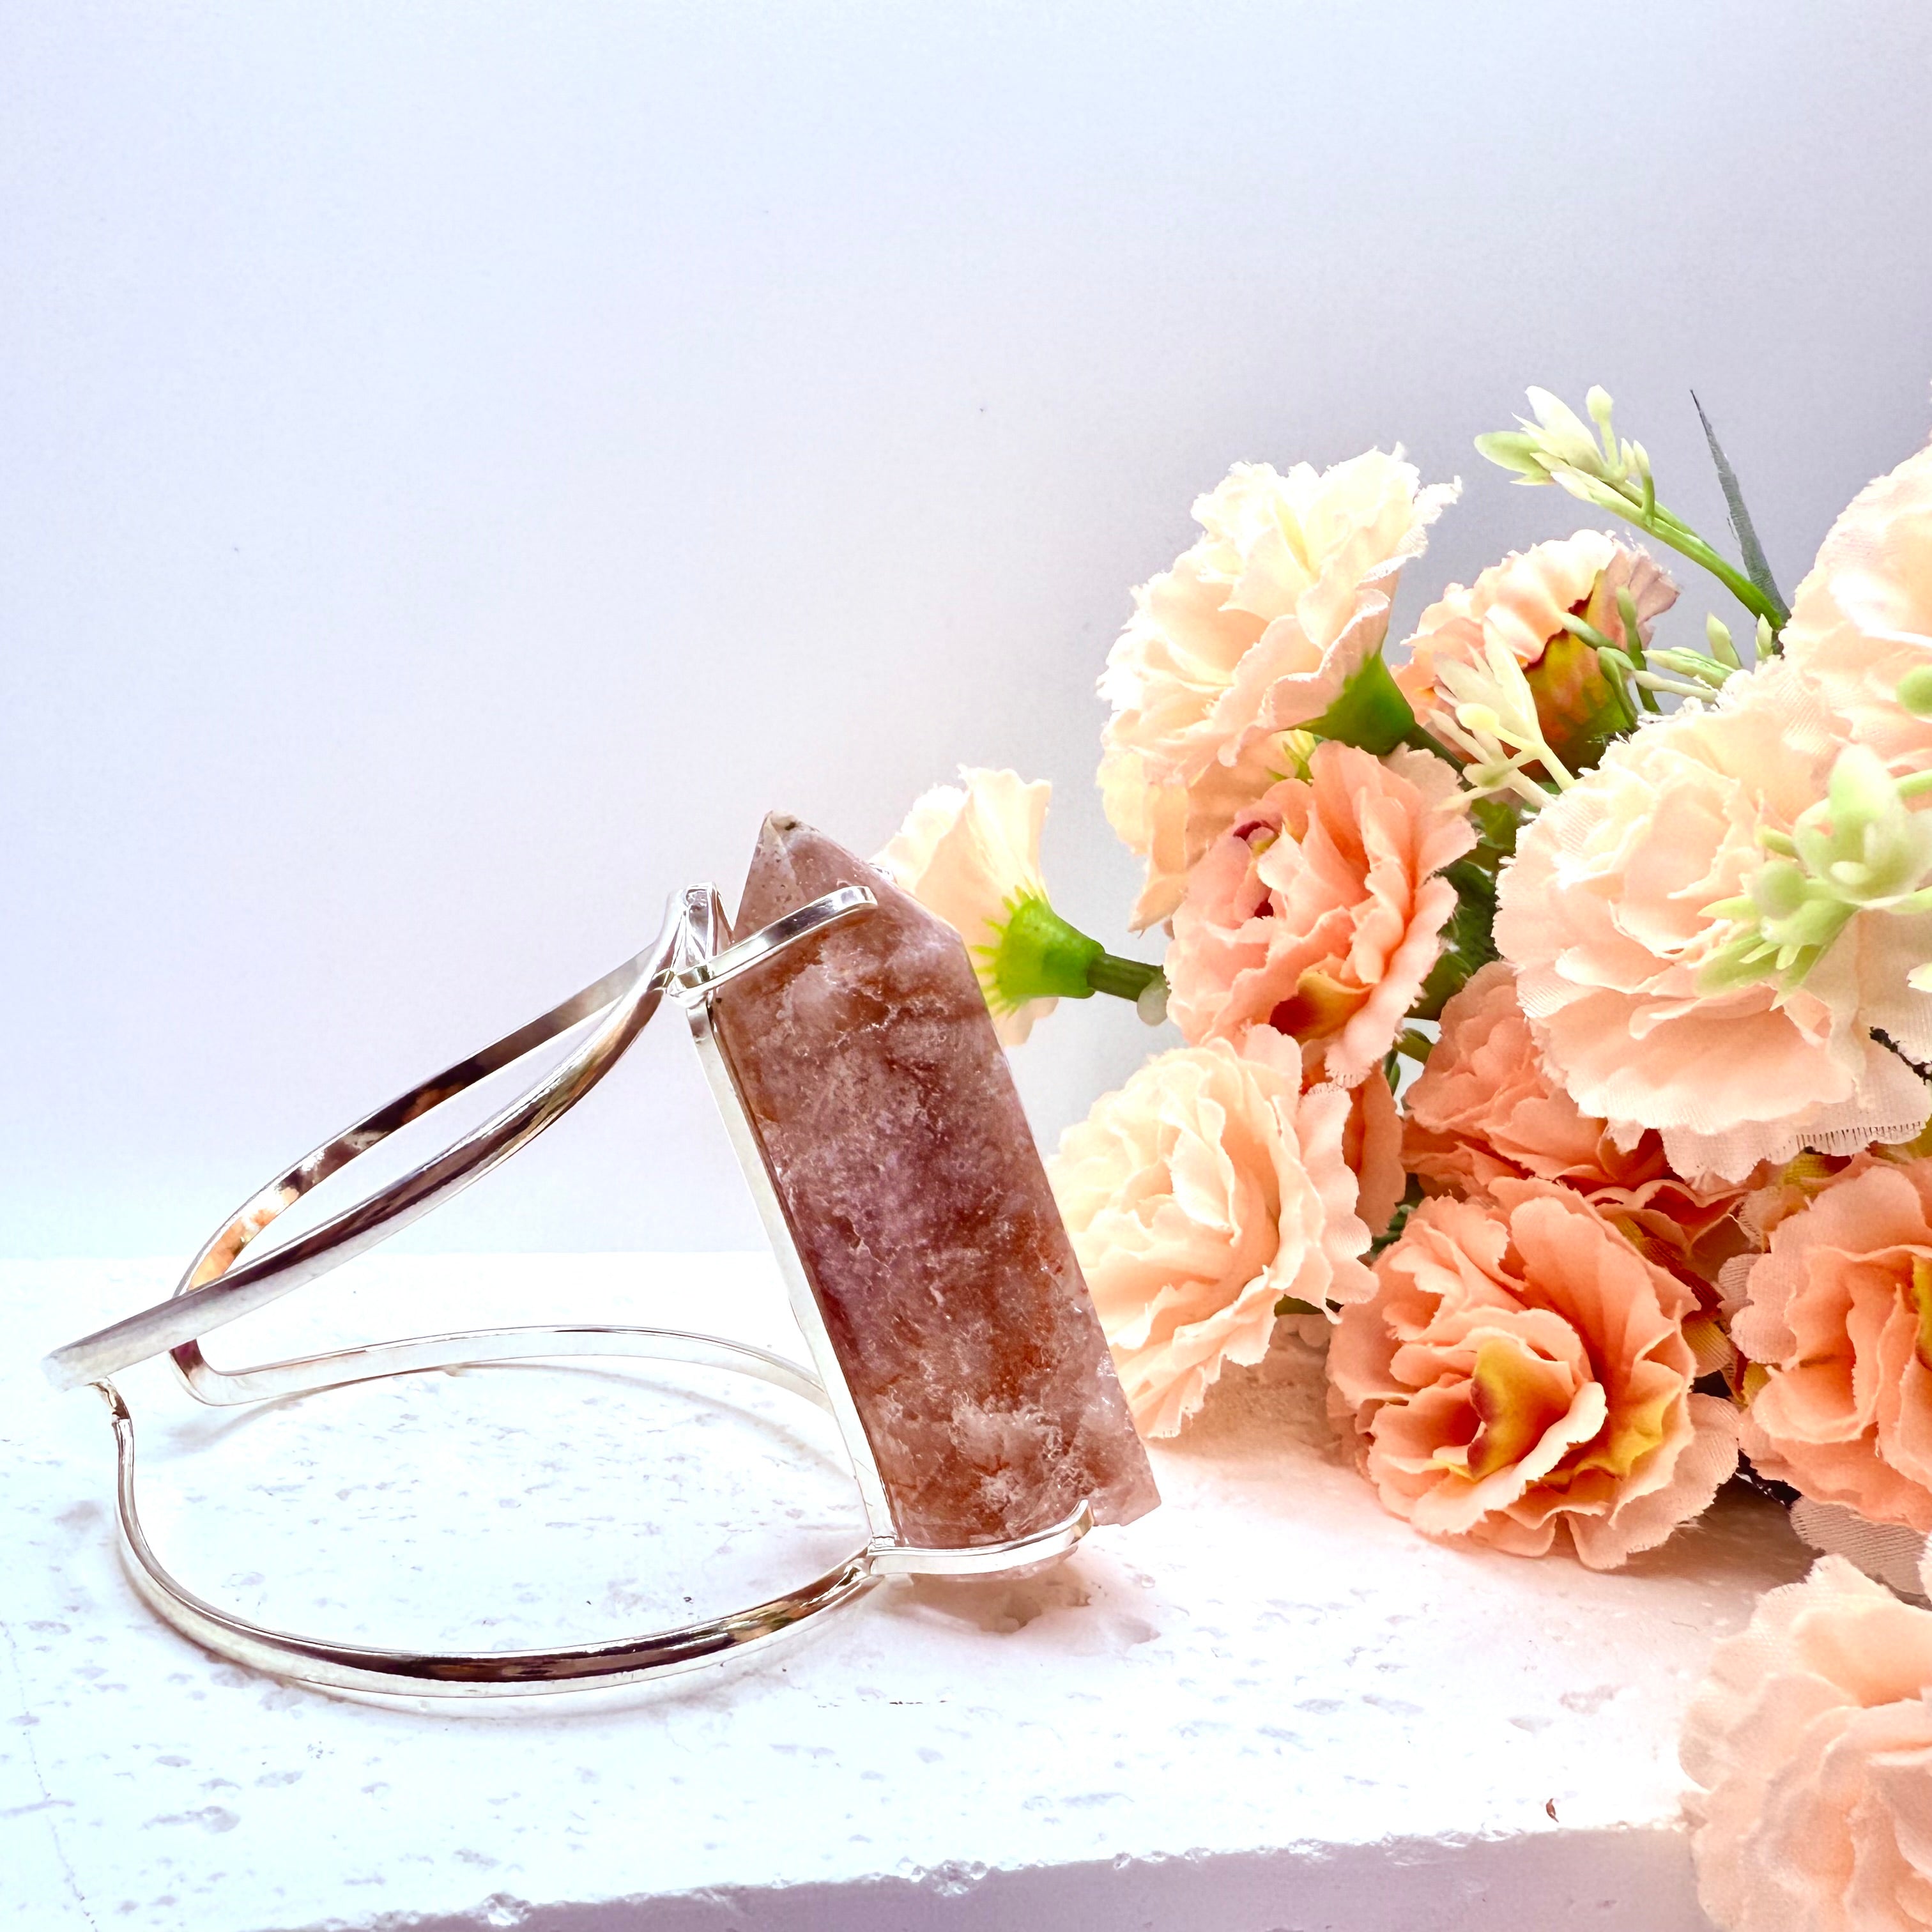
[1525,387,1604,472]
[1750,861,1809,921]
[1705,614,1742,668]
[1473,430,1551,482]
[1898,664,1932,719]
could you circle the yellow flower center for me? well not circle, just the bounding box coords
[1910,1255,1932,1372]
[1464,1337,1573,1482]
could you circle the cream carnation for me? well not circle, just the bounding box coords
[1328,1181,1738,1568]
[1101,453,1456,926]
[1782,442,1932,776]
[1493,665,1932,1181]
[1048,1026,1374,1438]
[1683,1554,1932,1932]
[1164,740,1475,1085]
[875,767,1056,1045]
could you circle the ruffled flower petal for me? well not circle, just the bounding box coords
[1165,740,1474,1085]
[1683,1555,1932,1932]
[1100,453,1455,927]
[1494,665,1932,1181]
[1327,1182,1736,1568]
[876,767,1056,1045]
[1048,1027,1374,1438]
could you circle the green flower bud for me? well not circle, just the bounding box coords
[1898,664,1932,719]
[1524,387,1606,473]
[1705,613,1742,669]
[1473,430,1552,482]
[1302,651,1418,757]
[1749,860,1808,921]
[1701,745,1932,995]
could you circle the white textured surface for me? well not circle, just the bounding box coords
[2,1255,1809,1931]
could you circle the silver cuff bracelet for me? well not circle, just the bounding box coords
[44,832,1158,1699]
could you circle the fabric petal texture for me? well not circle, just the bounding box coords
[875,766,1059,1045]
[1100,452,1455,927]
[1683,1555,1932,1932]
[1165,740,1475,1085]
[1327,1181,1735,1567]
[1494,664,1932,1181]
[1050,1027,1374,1439]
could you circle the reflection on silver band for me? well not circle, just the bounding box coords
[96,1332,878,1698]
[47,884,1097,1698]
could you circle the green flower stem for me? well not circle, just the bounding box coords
[1655,525,1788,632]
[1086,951,1165,1002]
[1600,487,1790,635]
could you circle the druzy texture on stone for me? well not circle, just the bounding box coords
[711,815,1159,1547]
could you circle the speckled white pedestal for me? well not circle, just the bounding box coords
[2,1256,1807,1932]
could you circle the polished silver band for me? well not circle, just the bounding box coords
[46,885,1094,1698]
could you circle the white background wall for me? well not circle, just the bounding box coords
[6,1,1932,1261]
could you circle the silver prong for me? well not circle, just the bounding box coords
[670,885,875,1000]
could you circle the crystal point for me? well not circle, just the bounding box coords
[711,814,1159,1547]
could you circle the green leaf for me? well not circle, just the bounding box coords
[1691,392,1789,633]
[1469,795,1522,859]
[1408,866,1500,1022]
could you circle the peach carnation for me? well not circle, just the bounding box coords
[1048,1026,1374,1439]
[1493,664,1932,1183]
[1734,1157,1932,1533]
[1405,962,1653,1195]
[1404,961,1746,1275]
[1782,441,1932,776]
[1396,530,1675,769]
[1100,453,1457,926]
[1682,1554,1932,1932]
[1326,1180,1738,1567]
[1097,734,1287,933]
[1164,740,1474,1085]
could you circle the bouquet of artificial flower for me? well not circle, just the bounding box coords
[878,387,1932,1931]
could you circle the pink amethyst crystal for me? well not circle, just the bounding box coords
[710,815,1159,1547]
